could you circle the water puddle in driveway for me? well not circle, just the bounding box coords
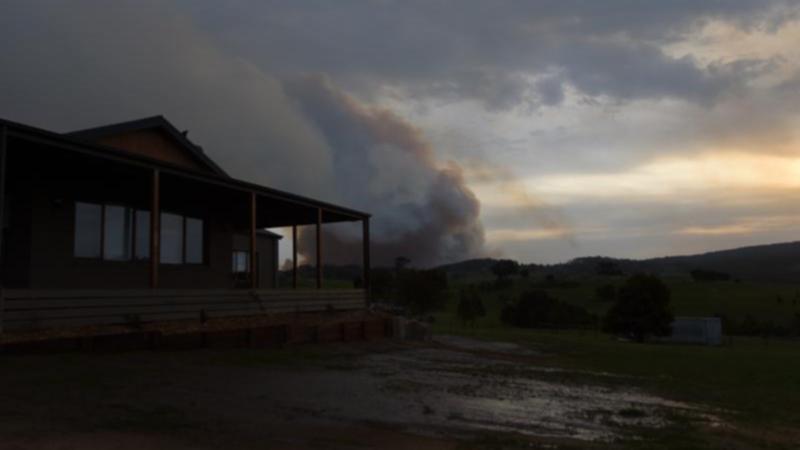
[225,336,720,443]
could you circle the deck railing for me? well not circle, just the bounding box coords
[0,288,367,332]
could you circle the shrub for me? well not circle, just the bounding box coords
[457,288,486,327]
[603,274,673,342]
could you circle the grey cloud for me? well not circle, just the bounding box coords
[176,0,799,109]
[535,76,565,106]
[0,0,337,198]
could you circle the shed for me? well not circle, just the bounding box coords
[666,317,722,346]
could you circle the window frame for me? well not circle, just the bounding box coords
[73,201,206,266]
[160,212,206,266]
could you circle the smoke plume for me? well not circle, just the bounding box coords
[284,75,485,267]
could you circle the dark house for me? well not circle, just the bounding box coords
[0,116,370,331]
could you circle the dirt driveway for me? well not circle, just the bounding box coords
[0,336,714,449]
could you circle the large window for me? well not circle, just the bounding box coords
[160,213,205,265]
[103,205,133,261]
[160,213,184,264]
[74,202,102,258]
[185,218,204,264]
[74,201,204,265]
[134,211,150,260]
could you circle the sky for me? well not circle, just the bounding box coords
[2,1,800,266]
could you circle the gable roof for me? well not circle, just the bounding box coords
[1,116,369,225]
[64,116,228,177]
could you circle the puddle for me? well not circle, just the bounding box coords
[250,337,717,442]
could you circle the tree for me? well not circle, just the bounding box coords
[396,269,448,316]
[491,260,519,281]
[603,274,673,342]
[457,288,486,327]
[501,290,596,329]
[596,260,623,276]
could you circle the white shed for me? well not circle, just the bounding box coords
[665,317,722,346]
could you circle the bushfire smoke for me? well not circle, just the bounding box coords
[283,75,485,267]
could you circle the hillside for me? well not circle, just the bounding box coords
[436,241,800,284]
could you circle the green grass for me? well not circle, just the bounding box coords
[441,275,800,328]
[434,283,800,448]
[434,274,800,447]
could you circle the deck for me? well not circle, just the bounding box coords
[0,288,367,331]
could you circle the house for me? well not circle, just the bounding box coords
[0,116,370,331]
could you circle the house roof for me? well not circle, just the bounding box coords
[0,117,370,225]
[65,116,228,177]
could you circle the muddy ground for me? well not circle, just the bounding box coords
[0,336,718,449]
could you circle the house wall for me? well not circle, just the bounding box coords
[8,150,277,290]
[1,176,33,288]
[232,234,279,289]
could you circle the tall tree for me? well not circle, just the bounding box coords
[603,274,673,342]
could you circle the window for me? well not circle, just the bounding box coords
[103,205,133,261]
[134,210,150,260]
[185,218,204,264]
[160,213,184,264]
[160,213,204,264]
[232,251,249,274]
[73,202,204,265]
[74,202,102,258]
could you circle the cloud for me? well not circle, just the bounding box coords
[177,0,800,109]
[0,0,336,197]
[284,75,485,266]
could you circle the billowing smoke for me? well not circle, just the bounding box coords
[284,75,485,267]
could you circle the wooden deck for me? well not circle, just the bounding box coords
[0,289,367,331]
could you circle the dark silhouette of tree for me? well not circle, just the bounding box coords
[603,274,673,342]
[501,290,596,329]
[596,260,623,276]
[457,287,486,327]
[491,260,519,282]
[396,269,448,316]
[368,268,395,302]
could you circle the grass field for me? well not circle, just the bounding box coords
[441,274,800,329]
[431,275,800,448]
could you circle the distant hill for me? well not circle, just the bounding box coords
[435,258,506,277]
[435,241,800,284]
[639,241,800,283]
